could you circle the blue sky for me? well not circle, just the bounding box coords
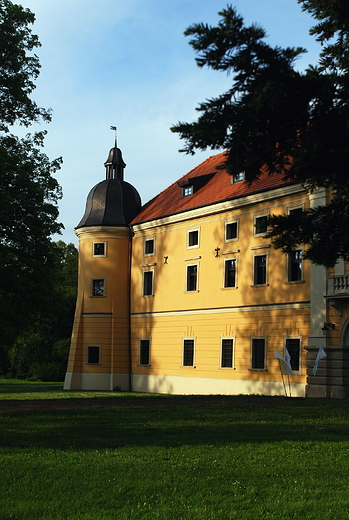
[20,0,321,244]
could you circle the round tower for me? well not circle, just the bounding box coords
[64,143,141,391]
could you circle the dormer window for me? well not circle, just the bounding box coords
[178,179,194,198]
[232,172,244,184]
[183,185,193,197]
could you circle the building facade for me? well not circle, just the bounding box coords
[64,143,348,397]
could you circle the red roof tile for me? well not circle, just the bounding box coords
[131,152,290,224]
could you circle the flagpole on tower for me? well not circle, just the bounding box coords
[110,125,117,146]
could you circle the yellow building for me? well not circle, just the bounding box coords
[64,143,348,397]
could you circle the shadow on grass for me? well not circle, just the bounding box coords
[1,396,349,450]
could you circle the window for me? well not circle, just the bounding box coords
[187,228,199,248]
[225,221,238,241]
[254,214,268,236]
[139,339,150,366]
[285,338,301,372]
[289,206,303,217]
[251,337,266,369]
[183,185,193,197]
[186,264,198,291]
[253,255,267,285]
[183,339,195,366]
[232,172,244,183]
[224,258,237,288]
[91,278,105,297]
[144,238,154,256]
[142,270,154,296]
[288,250,303,282]
[93,242,106,257]
[87,345,100,364]
[221,338,234,368]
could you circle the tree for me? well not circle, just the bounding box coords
[0,1,63,366]
[8,241,78,381]
[171,3,349,267]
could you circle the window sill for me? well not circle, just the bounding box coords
[250,284,269,288]
[284,280,305,285]
[248,368,268,372]
[221,286,238,290]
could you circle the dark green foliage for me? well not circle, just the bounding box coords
[7,241,78,381]
[0,2,73,378]
[172,4,349,267]
[0,0,51,131]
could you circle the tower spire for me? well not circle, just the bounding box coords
[105,127,126,180]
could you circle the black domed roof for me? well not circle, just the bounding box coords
[76,144,141,229]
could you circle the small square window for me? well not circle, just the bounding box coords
[139,339,150,365]
[225,221,238,241]
[91,278,105,297]
[187,229,199,248]
[224,258,236,288]
[254,215,268,235]
[93,242,106,257]
[183,339,195,366]
[251,338,266,369]
[144,238,154,256]
[221,338,234,368]
[87,345,100,364]
[143,270,154,296]
[187,264,198,291]
[183,185,193,197]
[232,172,244,184]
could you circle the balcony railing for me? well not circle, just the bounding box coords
[327,275,349,296]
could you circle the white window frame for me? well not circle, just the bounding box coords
[223,257,237,289]
[224,219,239,242]
[287,203,304,216]
[185,263,199,292]
[187,227,200,249]
[220,336,235,369]
[91,278,106,297]
[250,336,267,370]
[182,337,195,367]
[283,335,302,374]
[142,269,154,297]
[252,253,268,286]
[92,241,107,257]
[254,212,269,237]
[86,345,101,365]
[139,338,151,366]
[144,237,155,257]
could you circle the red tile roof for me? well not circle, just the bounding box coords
[131,152,290,225]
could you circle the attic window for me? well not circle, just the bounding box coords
[183,185,193,198]
[232,172,244,184]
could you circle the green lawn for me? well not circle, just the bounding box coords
[1,379,349,520]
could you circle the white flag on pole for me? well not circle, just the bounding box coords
[313,344,326,375]
[275,348,293,375]
[285,347,293,374]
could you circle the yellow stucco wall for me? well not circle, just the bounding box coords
[129,185,310,391]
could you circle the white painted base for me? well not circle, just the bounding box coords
[63,372,130,391]
[132,374,306,397]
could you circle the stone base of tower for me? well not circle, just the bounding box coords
[64,372,130,391]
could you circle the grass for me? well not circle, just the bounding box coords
[1,379,349,519]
